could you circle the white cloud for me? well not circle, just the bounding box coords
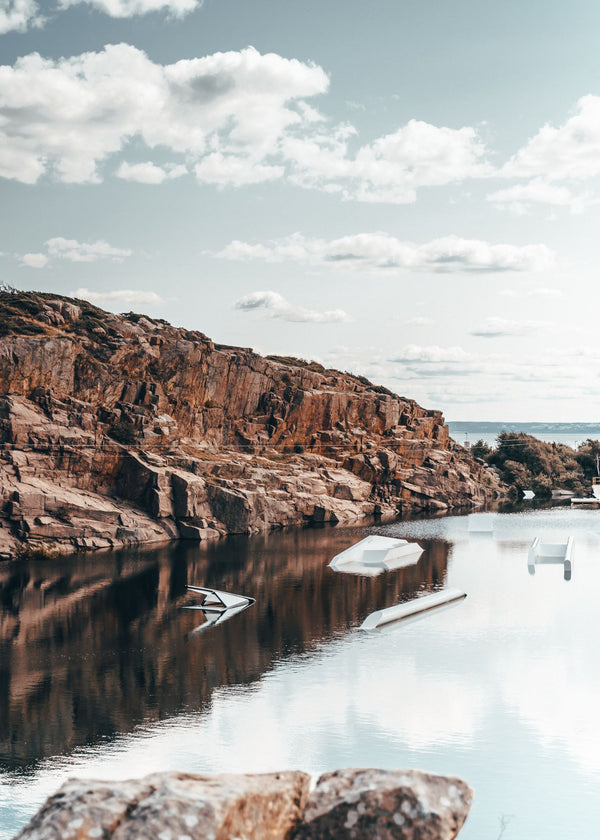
[500,286,563,298]
[59,0,200,16]
[502,95,600,182]
[390,344,472,364]
[194,153,284,187]
[487,178,591,215]
[234,290,350,324]
[0,45,494,202]
[73,287,163,305]
[0,0,41,33]
[470,317,552,338]
[284,119,490,203]
[0,45,329,184]
[405,316,434,327]
[46,237,132,262]
[216,232,555,274]
[17,237,132,267]
[20,252,47,268]
[116,161,187,184]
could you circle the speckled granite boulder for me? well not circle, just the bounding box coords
[14,771,310,840]
[292,768,473,840]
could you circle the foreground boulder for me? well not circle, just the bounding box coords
[14,771,310,840]
[294,768,473,839]
[14,768,473,840]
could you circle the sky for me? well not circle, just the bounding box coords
[1,0,600,421]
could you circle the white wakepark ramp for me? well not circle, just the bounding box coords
[329,534,423,576]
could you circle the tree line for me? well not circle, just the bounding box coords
[470,433,600,498]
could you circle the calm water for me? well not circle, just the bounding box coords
[2,509,600,838]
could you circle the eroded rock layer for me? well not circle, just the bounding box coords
[0,291,502,555]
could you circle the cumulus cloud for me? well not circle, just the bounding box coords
[0,44,494,201]
[20,252,48,268]
[470,317,552,338]
[487,178,591,215]
[0,0,41,33]
[0,45,329,185]
[59,0,200,16]
[18,237,132,267]
[502,95,600,182]
[73,287,163,305]
[389,345,472,364]
[116,161,187,184]
[234,290,350,324]
[216,232,554,274]
[283,119,490,203]
[46,237,132,262]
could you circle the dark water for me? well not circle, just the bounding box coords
[2,511,600,838]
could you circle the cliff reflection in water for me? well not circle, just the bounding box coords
[0,528,449,771]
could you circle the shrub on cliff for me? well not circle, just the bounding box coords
[485,432,587,495]
[575,439,600,483]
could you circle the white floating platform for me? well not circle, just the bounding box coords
[571,496,600,507]
[184,586,255,632]
[527,537,573,580]
[329,535,423,576]
[360,588,467,631]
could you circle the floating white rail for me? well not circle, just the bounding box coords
[527,537,573,580]
[360,588,467,631]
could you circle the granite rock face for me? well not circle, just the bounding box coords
[14,769,473,840]
[0,291,503,555]
[294,768,473,840]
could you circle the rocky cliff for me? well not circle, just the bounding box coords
[0,290,502,556]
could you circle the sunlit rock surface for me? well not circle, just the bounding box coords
[13,771,310,840]
[0,291,503,555]
[14,768,472,840]
[294,768,473,839]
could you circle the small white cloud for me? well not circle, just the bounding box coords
[58,0,200,17]
[46,237,132,262]
[487,178,591,215]
[216,232,554,274]
[0,0,41,33]
[194,154,284,187]
[390,344,471,364]
[116,161,187,184]
[72,287,163,305]
[470,317,552,338]
[20,252,48,268]
[405,316,434,327]
[500,287,563,298]
[234,290,350,324]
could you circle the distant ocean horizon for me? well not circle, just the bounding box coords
[447,421,600,449]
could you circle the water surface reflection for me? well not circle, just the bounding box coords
[3,510,600,840]
[0,527,447,771]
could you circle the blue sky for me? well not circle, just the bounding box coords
[2,0,600,420]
